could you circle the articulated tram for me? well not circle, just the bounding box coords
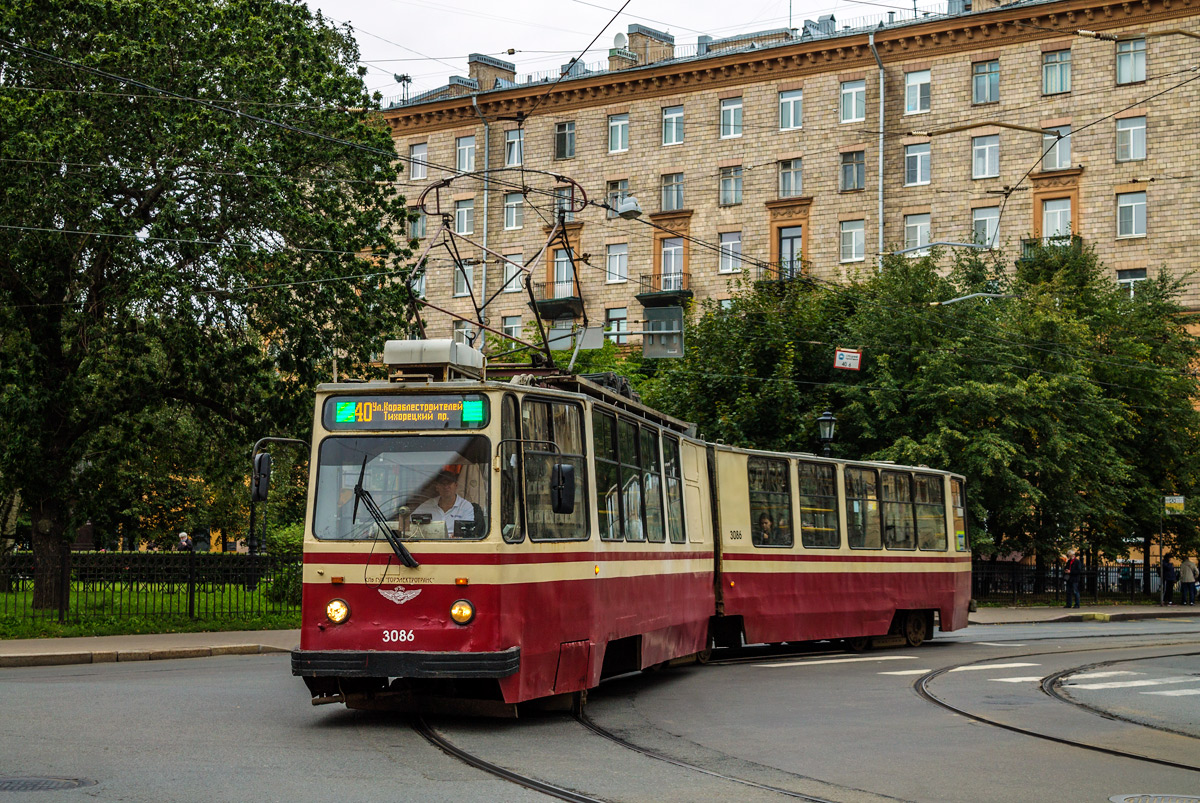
[291,340,971,712]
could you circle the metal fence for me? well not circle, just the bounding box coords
[0,551,302,624]
[972,562,1159,605]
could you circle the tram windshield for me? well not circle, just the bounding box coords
[312,435,490,541]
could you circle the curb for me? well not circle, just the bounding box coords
[0,644,290,669]
[969,609,1197,626]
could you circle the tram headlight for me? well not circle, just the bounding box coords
[449,599,475,625]
[325,598,350,624]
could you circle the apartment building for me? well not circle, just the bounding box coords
[383,0,1200,347]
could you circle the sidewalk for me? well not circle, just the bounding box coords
[0,605,1194,670]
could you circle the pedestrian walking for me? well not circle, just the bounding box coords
[1064,549,1082,609]
[1161,555,1176,606]
[1179,556,1197,606]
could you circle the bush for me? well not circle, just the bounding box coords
[264,521,303,557]
[264,521,304,605]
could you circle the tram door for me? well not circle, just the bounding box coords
[778,226,802,280]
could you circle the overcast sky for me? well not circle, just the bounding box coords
[307,0,929,103]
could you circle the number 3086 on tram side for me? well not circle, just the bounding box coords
[290,339,971,714]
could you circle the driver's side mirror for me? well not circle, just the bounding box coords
[251,452,272,503]
[550,463,575,515]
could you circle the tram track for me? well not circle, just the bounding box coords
[913,640,1200,773]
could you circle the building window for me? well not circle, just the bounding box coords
[1042,197,1072,241]
[504,129,524,167]
[972,60,999,104]
[779,89,803,130]
[554,186,574,222]
[841,150,865,191]
[1042,126,1072,171]
[1117,191,1147,238]
[662,105,684,145]
[608,113,629,153]
[656,174,683,212]
[502,315,522,343]
[606,179,629,218]
[502,255,523,293]
[661,238,684,290]
[1117,267,1147,297]
[454,199,473,234]
[411,268,425,299]
[552,248,574,298]
[606,243,628,283]
[605,307,628,345]
[779,158,803,198]
[904,213,931,256]
[1117,116,1146,162]
[503,192,523,230]
[972,135,999,179]
[904,143,930,186]
[409,143,427,180]
[1117,38,1146,84]
[778,226,803,279]
[972,206,999,247]
[1043,50,1071,95]
[719,166,743,205]
[453,262,473,297]
[905,70,931,114]
[720,97,743,138]
[456,135,476,172]
[841,80,866,123]
[555,121,576,159]
[452,320,475,346]
[408,209,425,240]
[718,231,742,273]
[840,220,865,263]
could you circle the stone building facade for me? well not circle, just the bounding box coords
[383,0,1200,348]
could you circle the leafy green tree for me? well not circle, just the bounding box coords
[0,0,414,606]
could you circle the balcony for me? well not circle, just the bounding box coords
[1017,235,1083,263]
[635,272,692,307]
[531,279,583,319]
[756,261,803,283]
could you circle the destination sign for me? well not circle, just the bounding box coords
[323,394,488,431]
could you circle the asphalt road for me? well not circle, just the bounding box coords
[2,619,1198,802]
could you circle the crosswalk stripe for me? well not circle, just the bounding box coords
[976,642,1027,647]
[1141,688,1200,696]
[1070,670,1141,680]
[988,676,1045,683]
[878,669,933,676]
[759,655,916,668]
[1066,676,1196,690]
[949,662,1040,672]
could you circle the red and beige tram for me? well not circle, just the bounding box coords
[291,340,971,712]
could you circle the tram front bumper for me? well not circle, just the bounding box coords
[291,646,520,679]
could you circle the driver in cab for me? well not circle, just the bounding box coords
[412,469,484,537]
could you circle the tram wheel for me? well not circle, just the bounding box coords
[844,636,870,653]
[902,612,928,647]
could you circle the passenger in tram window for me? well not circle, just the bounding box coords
[412,469,486,538]
[754,513,775,546]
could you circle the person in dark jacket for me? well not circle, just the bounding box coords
[1064,549,1082,609]
[1161,555,1176,606]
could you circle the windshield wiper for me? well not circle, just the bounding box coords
[352,456,419,568]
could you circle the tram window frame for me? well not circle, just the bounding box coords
[881,470,917,550]
[594,410,623,541]
[845,467,882,550]
[521,397,589,542]
[617,418,646,542]
[641,426,666,543]
[798,461,839,548]
[914,473,948,551]
[663,435,686,544]
[748,456,793,548]
[951,478,969,552]
[500,393,524,543]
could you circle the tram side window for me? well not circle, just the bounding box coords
[845,467,882,549]
[749,456,793,547]
[501,394,523,543]
[522,399,588,541]
[914,474,947,550]
[594,411,622,540]
[618,418,645,541]
[663,436,686,544]
[799,462,839,548]
[881,471,916,550]
[641,426,665,543]
[951,478,969,551]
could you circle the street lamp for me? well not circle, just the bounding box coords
[816,410,837,458]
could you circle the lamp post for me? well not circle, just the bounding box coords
[817,410,837,458]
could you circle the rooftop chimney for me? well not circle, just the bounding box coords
[467,53,516,90]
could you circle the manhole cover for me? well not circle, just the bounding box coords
[0,777,97,792]
[1110,796,1200,803]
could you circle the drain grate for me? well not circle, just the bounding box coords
[0,777,97,792]
[1110,796,1200,803]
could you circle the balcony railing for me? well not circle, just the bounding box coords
[1018,234,1083,260]
[635,272,692,308]
[757,261,803,282]
[533,279,581,301]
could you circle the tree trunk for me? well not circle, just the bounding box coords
[30,500,70,611]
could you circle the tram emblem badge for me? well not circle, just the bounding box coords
[379,586,422,605]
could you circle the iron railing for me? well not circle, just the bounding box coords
[972,562,1159,606]
[638,272,690,293]
[758,261,803,282]
[532,279,581,301]
[1018,234,1083,260]
[0,550,301,623]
